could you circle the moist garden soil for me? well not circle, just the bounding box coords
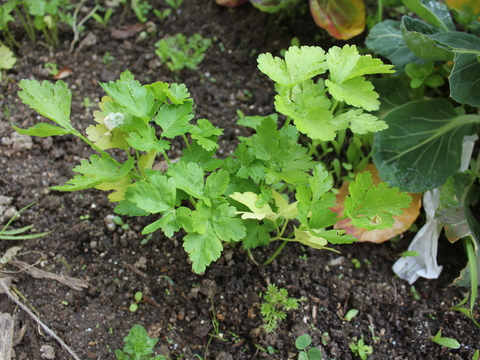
[0,1,479,359]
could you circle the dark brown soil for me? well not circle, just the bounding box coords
[0,1,479,359]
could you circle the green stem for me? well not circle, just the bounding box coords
[307,139,321,157]
[263,240,288,266]
[330,99,339,114]
[15,7,36,44]
[282,116,292,128]
[182,133,191,150]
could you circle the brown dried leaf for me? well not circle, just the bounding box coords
[9,261,88,291]
[332,164,422,243]
[0,312,14,360]
[111,23,146,39]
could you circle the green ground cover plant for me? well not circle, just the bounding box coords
[155,33,212,73]
[14,45,411,274]
[115,324,166,360]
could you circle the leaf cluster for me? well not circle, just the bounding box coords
[366,0,480,193]
[155,33,212,72]
[15,46,411,274]
[115,324,166,360]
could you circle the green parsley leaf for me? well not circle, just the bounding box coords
[181,202,245,273]
[167,161,210,205]
[126,123,170,152]
[155,101,194,139]
[190,119,223,151]
[344,171,412,230]
[331,109,388,134]
[99,70,155,121]
[127,172,177,214]
[52,154,134,191]
[18,79,73,132]
[257,46,327,87]
[325,45,394,111]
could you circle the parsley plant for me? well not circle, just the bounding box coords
[15,45,411,274]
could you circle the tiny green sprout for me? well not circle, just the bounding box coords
[295,334,322,360]
[81,97,96,109]
[363,259,372,265]
[81,264,87,270]
[351,258,361,268]
[430,330,461,349]
[473,349,479,360]
[102,51,114,66]
[113,216,124,226]
[44,62,59,76]
[129,303,139,312]
[340,309,359,322]
[79,214,90,220]
[321,332,329,346]
[96,324,101,328]
[134,291,143,302]
[410,285,421,300]
[109,327,114,334]
[349,336,373,360]
[61,301,69,306]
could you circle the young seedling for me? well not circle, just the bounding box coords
[155,33,211,72]
[115,324,166,360]
[430,330,461,349]
[295,334,322,360]
[339,308,359,322]
[129,291,143,312]
[349,336,373,360]
[260,284,303,333]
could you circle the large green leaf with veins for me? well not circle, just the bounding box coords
[365,20,426,75]
[373,98,479,192]
[401,0,455,31]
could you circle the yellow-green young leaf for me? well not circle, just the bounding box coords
[52,154,134,192]
[257,46,327,87]
[309,0,365,40]
[344,171,412,231]
[230,192,273,220]
[272,190,298,220]
[0,44,17,70]
[325,45,394,111]
[331,109,388,135]
[294,228,328,249]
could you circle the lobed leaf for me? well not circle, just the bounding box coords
[18,79,73,131]
[52,154,134,191]
[257,46,327,87]
[99,70,155,121]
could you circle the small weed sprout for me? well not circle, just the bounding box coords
[430,330,461,349]
[260,284,302,333]
[115,324,167,360]
[295,334,322,360]
[155,33,211,72]
[349,336,373,360]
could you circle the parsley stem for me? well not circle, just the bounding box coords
[263,240,288,266]
[182,133,191,150]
